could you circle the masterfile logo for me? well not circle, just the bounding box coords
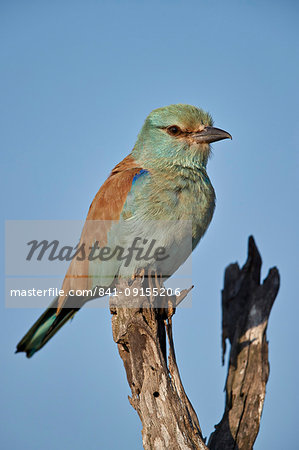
[5,220,193,308]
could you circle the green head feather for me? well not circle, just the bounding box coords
[132,104,214,169]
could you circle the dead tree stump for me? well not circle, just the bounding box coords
[110,236,280,450]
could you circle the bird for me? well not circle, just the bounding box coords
[16,103,231,357]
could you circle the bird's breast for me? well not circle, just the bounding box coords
[113,167,216,280]
[146,170,215,239]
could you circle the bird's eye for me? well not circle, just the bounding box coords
[167,125,181,136]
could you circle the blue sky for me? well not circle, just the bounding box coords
[1,1,298,449]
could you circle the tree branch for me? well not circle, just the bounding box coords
[110,279,208,449]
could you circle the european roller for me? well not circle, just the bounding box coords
[16,104,231,357]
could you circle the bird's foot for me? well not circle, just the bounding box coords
[131,268,145,283]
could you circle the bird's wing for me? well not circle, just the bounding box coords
[57,154,148,311]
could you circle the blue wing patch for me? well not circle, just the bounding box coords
[121,169,150,220]
[132,169,149,184]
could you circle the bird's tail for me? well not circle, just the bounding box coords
[16,297,80,358]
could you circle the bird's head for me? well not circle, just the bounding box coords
[133,104,231,169]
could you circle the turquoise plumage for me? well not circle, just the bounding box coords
[16,104,231,357]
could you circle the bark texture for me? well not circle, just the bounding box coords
[110,281,208,450]
[110,236,280,450]
[208,236,280,450]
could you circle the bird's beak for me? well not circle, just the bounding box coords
[193,126,232,144]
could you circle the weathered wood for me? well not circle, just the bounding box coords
[110,237,280,450]
[110,279,208,450]
[208,236,280,450]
